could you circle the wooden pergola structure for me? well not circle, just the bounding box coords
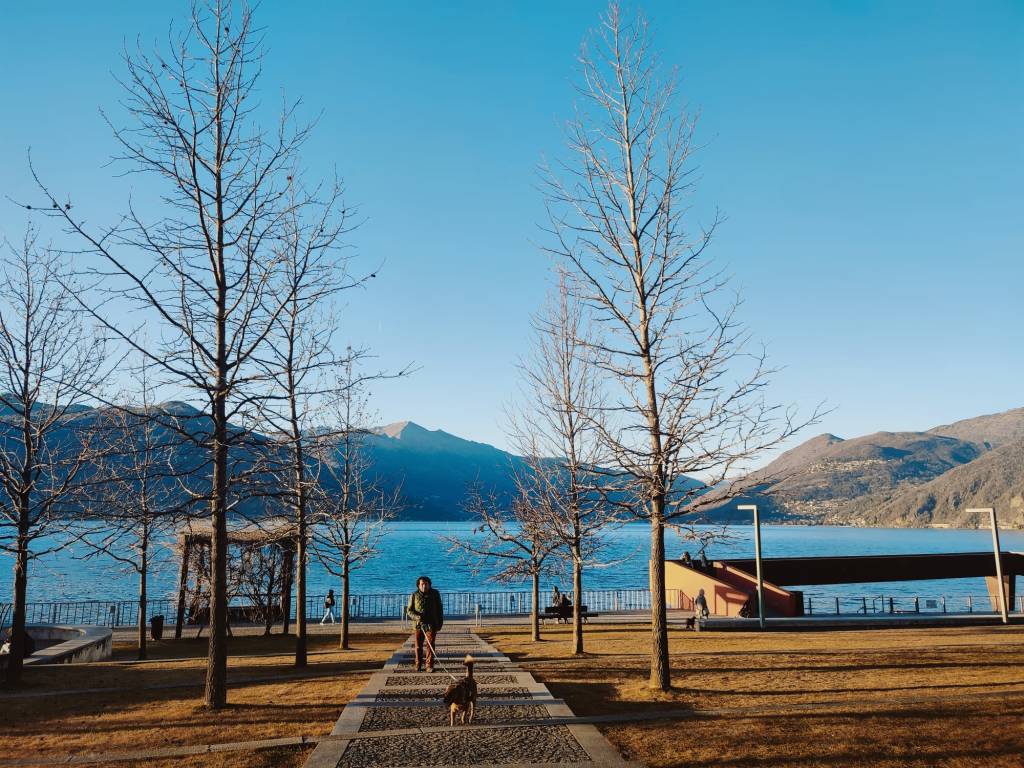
[173,519,297,639]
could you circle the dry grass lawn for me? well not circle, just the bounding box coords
[0,631,405,766]
[481,621,1024,767]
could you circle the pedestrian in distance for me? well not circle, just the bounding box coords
[321,589,337,624]
[694,588,710,620]
[550,585,562,607]
[407,575,444,672]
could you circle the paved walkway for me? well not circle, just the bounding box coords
[304,627,638,768]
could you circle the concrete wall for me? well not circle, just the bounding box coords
[664,560,802,617]
[665,561,749,617]
[716,564,803,617]
[23,625,112,665]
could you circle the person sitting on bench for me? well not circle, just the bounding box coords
[558,593,572,623]
[550,586,562,607]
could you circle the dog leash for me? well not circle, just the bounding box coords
[419,629,459,681]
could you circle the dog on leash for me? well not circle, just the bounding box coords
[443,654,478,726]
[685,616,696,630]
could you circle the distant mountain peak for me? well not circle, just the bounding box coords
[156,400,202,417]
[379,420,425,439]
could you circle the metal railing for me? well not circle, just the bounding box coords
[0,598,180,628]
[2,586,689,628]
[803,593,1024,616]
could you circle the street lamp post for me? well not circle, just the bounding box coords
[967,507,1008,624]
[738,504,765,630]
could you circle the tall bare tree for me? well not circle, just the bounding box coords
[447,482,561,642]
[76,368,189,660]
[0,228,106,684]
[257,180,360,666]
[30,2,313,707]
[511,272,614,655]
[544,5,817,689]
[311,356,401,649]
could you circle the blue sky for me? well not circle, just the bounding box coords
[1,1,1021,453]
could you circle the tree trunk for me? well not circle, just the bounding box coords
[138,542,148,661]
[264,585,274,636]
[341,560,350,650]
[175,538,190,640]
[205,394,229,709]
[294,532,307,666]
[531,571,540,642]
[649,512,670,690]
[280,546,293,636]
[5,531,30,685]
[572,555,583,655]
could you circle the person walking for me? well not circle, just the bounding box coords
[694,588,710,619]
[321,589,337,624]
[407,575,444,672]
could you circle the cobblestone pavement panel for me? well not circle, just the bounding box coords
[359,703,550,732]
[336,725,591,768]
[374,686,532,701]
[384,674,517,686]
[395,662,509,671]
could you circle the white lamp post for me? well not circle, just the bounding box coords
[967,507,1008,624]
[737,504,765,629]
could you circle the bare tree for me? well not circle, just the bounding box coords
[230,538,286,636]
[447,482,561,642]
[76,369,190,660]
[510,272,615,655]
[544,5,818,689]
[28,2,317,707]
[311,358,399,650]
[0,228,106,684]
[257,180,361,666]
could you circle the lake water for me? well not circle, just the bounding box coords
[3,522,1022,607]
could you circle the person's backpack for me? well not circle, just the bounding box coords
[325,594,335,608]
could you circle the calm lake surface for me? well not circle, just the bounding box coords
[3,523,1023,606]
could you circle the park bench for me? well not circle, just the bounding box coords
[541,604,600,624]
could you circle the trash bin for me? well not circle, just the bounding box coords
[150,615,165,641]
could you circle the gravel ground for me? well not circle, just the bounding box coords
[358,703,551,732]
[384,674,518,686]
[374,686,532,701]
[337,725,591,767]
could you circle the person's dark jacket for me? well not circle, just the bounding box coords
[407,587,444,631]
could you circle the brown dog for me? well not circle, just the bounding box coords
[443,654,478,726]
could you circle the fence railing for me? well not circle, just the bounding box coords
[803,593,1024,616]
[1,587,690,628]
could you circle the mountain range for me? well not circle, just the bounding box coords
[363,421,525,519]
[5,400,1023,528]
[713,407,1024,529]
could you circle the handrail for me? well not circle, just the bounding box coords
[803,593,1022,616]
[0,586,674,627]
